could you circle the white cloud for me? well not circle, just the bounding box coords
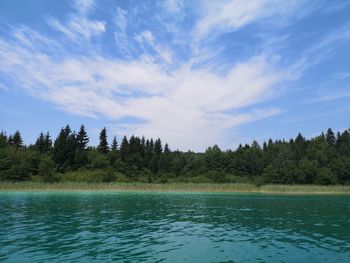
[163,0,185,13]
[114,7,128,31]
[72,0,95,14]
[0,32,283,150]
[113,7,138,58]
[195,0,306,38]
[48,17,105,41]
[310,90,350,103]
[47,0,104,42]
[135,30,154,44]
[135,30,173,63]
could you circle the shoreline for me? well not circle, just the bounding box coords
[0,182,349,195]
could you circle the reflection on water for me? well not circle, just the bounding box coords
[0,193,349,262]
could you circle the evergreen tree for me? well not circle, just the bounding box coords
[77,125,89,150]
[7,135,13,145]
[66,132,79,169]
[11,130,23,148]
[141,136,146,148]
[35,132,46,153]
[326,128,336,145]
[154,138,163,156]
[44,132,52,152]
[0,131,7,148]
[35,132,52,153]
[262,142,267,152]
[53,125,71,172]
[98,127,109,154]
[140,136,146,160]
[111,136,118,151]
[120,136,129,161]
[294,133,306,161]
[164,143,170,153]
[159,143,171,173]
[145,139,155,169]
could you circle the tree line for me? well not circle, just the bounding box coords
[0,125,350,185]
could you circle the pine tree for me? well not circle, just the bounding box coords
[35,132,46,153]
[53,125,72,172]
[294,133,306,161]
[145,139,154,167]
[120,136,129,161]
[326,128,336,145]
[7,135,13,145]
[98,128,109,154]
[141,136,145,148]
[159,143,171,173]
[0,131,7,148]
[140,136,146,160]
[77,124,89,150]
[129,135,137,155]
[111,136,118,151]
[154,138,162,156]
[164,143,170,153]
[149,139,154,154]
[12,130,23,148]
[262,142,267,152]
[66,131,79,168]
[44,132,52,152]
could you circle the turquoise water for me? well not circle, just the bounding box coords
[0,193,349,262]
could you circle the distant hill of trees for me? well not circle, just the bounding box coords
[0,125,350,185]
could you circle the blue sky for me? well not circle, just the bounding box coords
[0,0,350,151]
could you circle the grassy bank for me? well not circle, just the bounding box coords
[0,182,349,194]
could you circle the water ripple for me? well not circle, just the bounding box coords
[0,193,349,262]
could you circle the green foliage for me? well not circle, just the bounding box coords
[1,125,350,185]
[295,160,318,184]
[10,130,23,148]
[315,167,337,185]
[98,127,109,154]
[91,153,110,170]
[331,156,350,183]
[261,165,280,184]
[111,136,118,151]
[34,132,52,154]
[0,131,8,148]
[38,156,56,182]
[0,147,39,181]
[326,128,336,145]
[53,125,75,172]
[77,125,89,150]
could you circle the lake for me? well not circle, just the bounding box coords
[0,192,349,262]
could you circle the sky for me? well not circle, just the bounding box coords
[0,0,350,152]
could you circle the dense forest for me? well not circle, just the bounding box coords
[0,125,350,185]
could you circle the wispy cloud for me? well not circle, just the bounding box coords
[195,0,307,39]
[286,23,350,80]
[72,0,95,14]
[47,0,105,42]
[0,30,282,151]
[310,90,350,103]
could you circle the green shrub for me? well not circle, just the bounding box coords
[61,169,105,183]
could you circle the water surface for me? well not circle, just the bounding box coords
[0,192,349,262]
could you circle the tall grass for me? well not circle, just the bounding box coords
[0,182,349,194]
